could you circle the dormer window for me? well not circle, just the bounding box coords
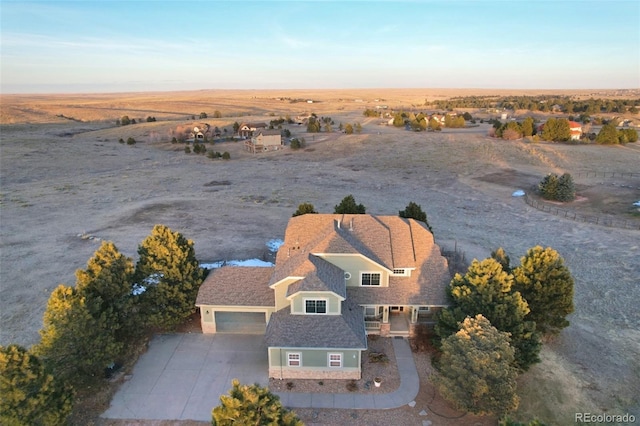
[392,268,410,276]
[305,299,327,314]
[361,272,381,286]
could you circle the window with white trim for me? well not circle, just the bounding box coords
[392,268,410,276]
[344,272,352,280]
[305,299,327,314]
[364,306,377,317]
[287,353,301,367]
[328,353,342,368]
[361,272,381,286]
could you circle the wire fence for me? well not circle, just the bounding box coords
[571,171,640,179]
[523,194,640,230]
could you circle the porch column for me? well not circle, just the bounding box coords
[410,306,418,324]
[382,306,389,323]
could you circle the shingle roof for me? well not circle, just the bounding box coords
[270,214,450,306]
[254,129,282,136]
[274,214,416,273]
[285,255,346,298]
[196,214,450,318]
[264,299,367,349]
[196,266,275,307]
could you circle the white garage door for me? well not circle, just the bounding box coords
[215,312,266,334]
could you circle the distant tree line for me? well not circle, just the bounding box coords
[430,95,639,114]
[292,196,433,232]
[389,111,470,131]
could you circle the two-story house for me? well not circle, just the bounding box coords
[195,214,451,380]
[246,129,283,153]
[238,122,268,138]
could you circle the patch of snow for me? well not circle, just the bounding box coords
[266,238,284,252]
[200,259,274,270]
[131,284,146,295]
[512,190,525,197]
[143,273,163,285]
[633,201,640,207]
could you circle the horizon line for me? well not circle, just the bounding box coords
[2,87,639,97]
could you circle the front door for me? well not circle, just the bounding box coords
[390,306,404,314]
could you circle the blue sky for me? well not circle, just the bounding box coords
[1,1,639,93]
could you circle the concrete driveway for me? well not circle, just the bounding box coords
[102,333,268,421]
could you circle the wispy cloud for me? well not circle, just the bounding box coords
[2,32,189,54]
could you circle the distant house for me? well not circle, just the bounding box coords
[569,121,582,140]
[245,129,283,153]
[196,213,451,380]
[238,122,268,138]
[430,114,446,125]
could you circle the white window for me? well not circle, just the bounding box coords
[287,353,301,367]
[364,307,377,318]
[305,299,327,314]
[393,269,406,275]
[328,353,342,368]
[361,272,381,286]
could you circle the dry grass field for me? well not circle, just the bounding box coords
[1,89,639,424]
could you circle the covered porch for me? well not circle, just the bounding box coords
[363,305,438,337]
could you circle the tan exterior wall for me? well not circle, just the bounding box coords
[198,305,274,334]
[271,278,297,311]
[316,254,389,287]
[254,134,282,146]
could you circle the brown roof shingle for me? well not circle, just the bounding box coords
[265,299,367,349]
[196,266,275,307]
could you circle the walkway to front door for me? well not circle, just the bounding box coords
[389,308,410,334]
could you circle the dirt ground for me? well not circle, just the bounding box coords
[1,89,639,424]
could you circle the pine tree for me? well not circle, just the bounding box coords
[34,285,121,379]
[596,123,619,144]
[491,247,511,272]
[538,174,559,200]
[334,195,366,214]
[540,118,571,142]
[539,173,574,202]
[513,246,574,335]
[556,173,576,202]
[135,225,204,330]
[75,241,135,342]
[433,315,519,416]
[212,379,302,426]
[292,203,318,217]
[399,201,432,232]
[522,117,535,137]
[0,344,73,426]
[443,258,541,370]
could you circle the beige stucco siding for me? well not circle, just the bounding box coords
[254,134,282,146]
[317,254,389,287]
[199,305,275,334]
[271,277,298,311]
[290,291,341,314]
